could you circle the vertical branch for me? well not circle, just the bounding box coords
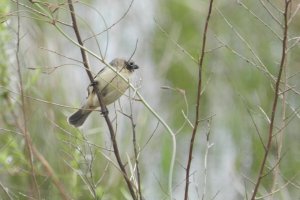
[184,0,214,199]
[15,0,40,198]
[201,119,213,200]
[271,52,287,195]
[250,0,290,199]
[66,1,137,199]
[129,88,143,200]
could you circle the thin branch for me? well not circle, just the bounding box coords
[140,121,160,152]
[0,182,13,200]
[160,86,190,134]
[201,119,213,200]
[83,0,135,42]
[128,88,143,200]
[238,1,281,40]
[67,1,137,199]
[250,1,290,199]
[271,41,288,196]
[48,118,110,151]
[287,36,300,51]
[0,127,23,136]
[155,20,198,64]
[11,0,71,26]
[0,86,83,110]
[258,0,283,26]
[214,33,300,97]
[128,39,139,62]
[184,0,214,199]
[15,0,40,198]
[135,91,176,199]
[31,146,71,200]
[288,3,300,24]
[256,180,290,200]
[216,8,270,76]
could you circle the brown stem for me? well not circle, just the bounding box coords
[15,0,40,198]
[129,89,143,200]
[31,147,71,200]
[250,1,290,199]
[67,1,137,199]
[184,0,214,199]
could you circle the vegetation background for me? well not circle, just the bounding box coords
[0,0,299,199]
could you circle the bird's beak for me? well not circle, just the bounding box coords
[132,64,139,69]
[125,61,139,71]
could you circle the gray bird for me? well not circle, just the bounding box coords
[68,58,139,127]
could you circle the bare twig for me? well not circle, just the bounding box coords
[288,3,300,24]
[128,39,139,62]
[0,128,22,136]
[250,1,291,199]
[271,38,288,197]
[15,0,40,198]
[201,119,213,200]
[155,20,198,64]
[83,0,135,42]
[160,86,190,134]
[11,0,71,26]
[238,1,281,40]
[128,88,143,200]
[31,146,71,200]
[258,0,283,26]
[0,182,13,200]
[256,178,291,199]
[67,1,137,199]
[184,0,214,199]
[47,118,110,151]
[0,86,84,110]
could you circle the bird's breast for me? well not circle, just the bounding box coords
[91,69,131,106]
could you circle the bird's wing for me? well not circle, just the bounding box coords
[93,67,106,79]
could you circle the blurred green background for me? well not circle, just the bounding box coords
[0,0,299,199]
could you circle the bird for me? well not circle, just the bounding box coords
[68,58,139,127]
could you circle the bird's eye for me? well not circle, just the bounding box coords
[129,61,134,66]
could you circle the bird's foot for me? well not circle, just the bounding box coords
[87,81,98,95]
[100,109,109,116]
[89,80,98,87]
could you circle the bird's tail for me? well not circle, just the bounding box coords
[68,105,92,127]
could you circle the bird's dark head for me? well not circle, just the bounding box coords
[125,60,139,72]
[109,58,139,72]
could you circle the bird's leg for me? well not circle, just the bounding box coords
[87,80,98,95]
[100,108,109,116]
[89,80,98,87]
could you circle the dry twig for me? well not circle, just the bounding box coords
[184,0,214,199]
[250,1,291,199]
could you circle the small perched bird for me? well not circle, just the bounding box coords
[68,58,139,127]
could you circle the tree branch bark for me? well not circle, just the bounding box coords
[250,1,290,199]
[184,0,214,199]
[67,1,137,199]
